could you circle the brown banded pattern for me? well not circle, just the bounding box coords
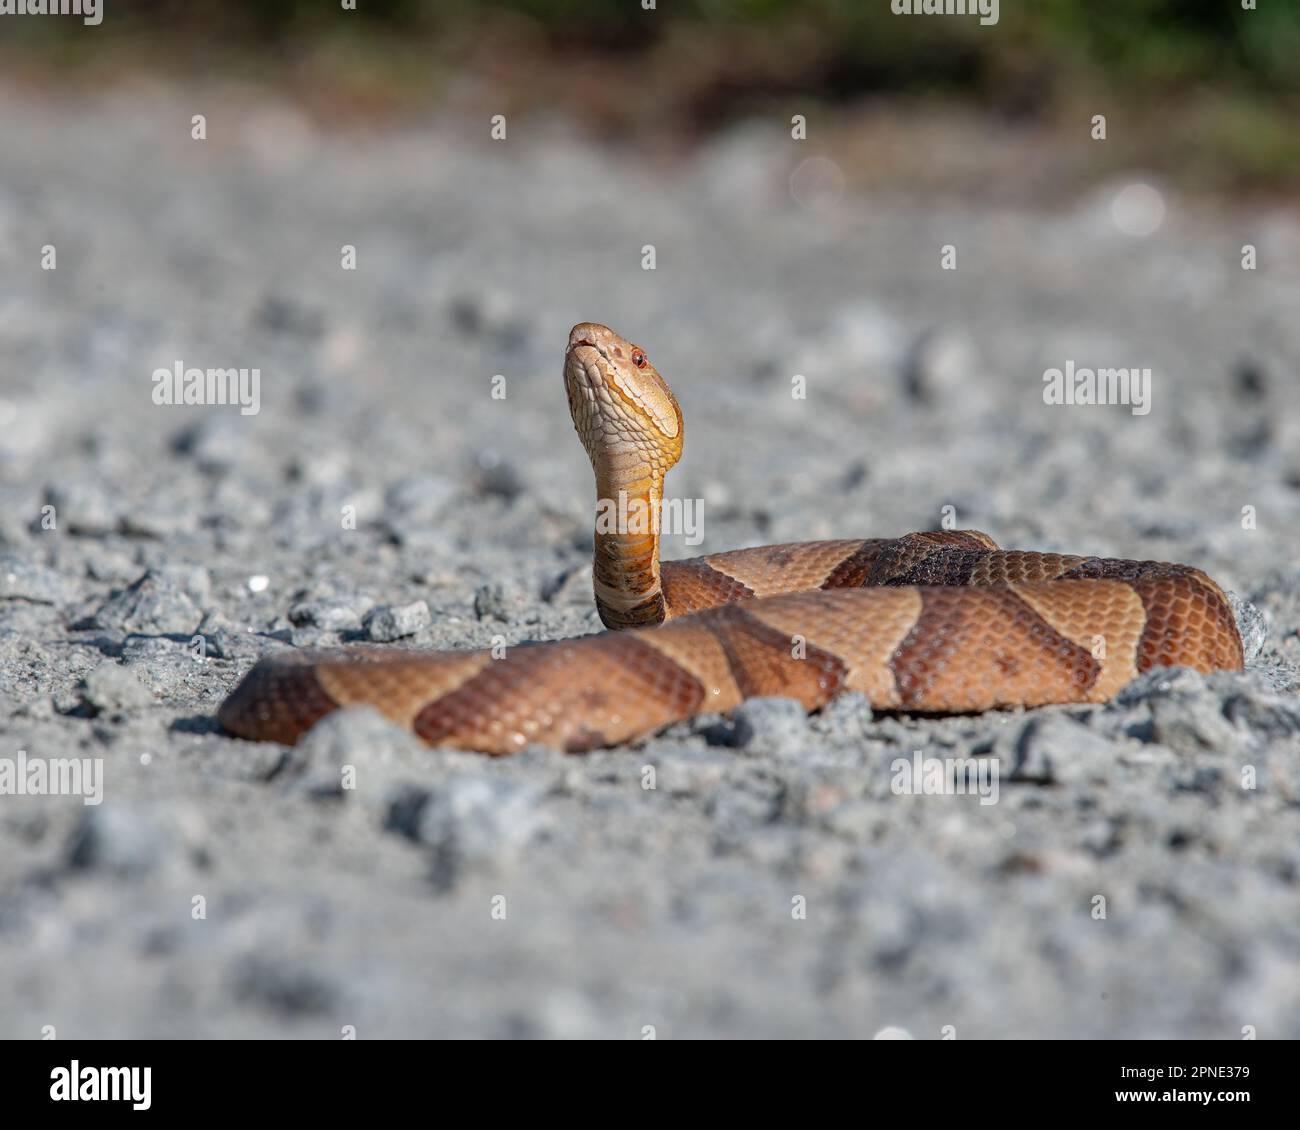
[218,563,1244,754]
[215,321,1246,755]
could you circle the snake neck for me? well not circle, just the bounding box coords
[592,465,667,630]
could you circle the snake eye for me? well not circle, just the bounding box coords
[632,351,646,368]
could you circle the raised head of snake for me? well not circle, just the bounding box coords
[565,322,683,630]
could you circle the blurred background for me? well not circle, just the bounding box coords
[5,0,1300,195]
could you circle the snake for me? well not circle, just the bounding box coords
[217,322,1245,755]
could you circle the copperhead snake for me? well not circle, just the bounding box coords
[218,322,1244,755]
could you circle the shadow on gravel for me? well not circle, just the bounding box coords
[170,715,224,736]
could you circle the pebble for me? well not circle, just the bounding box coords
[901,327,982,407]
[811,692,874,741]
[473,580,531,622]
[0,554,75,605]
[81,659,154,715]
[281,707,425,801]
[66,803,202,878]
[171,414,250,472]
[650,748,731,796]
[1010,715,1126,785]
[386,775,546,889]
[93,570,203,635]
[118,500,199,538]
[287,599,363,633]
[364,600,431,641]
[474,455,524,501]
[1116,667,1246,755]
[1222,689,1300,741]
[731,696,810,756]
[1226,591,1268,664]
[44,480,120,536]
[229,954,340,1017]
[1147,696,1244,756]
[541,563,593,607]
[383,473,458,522]
[255,292,326,338]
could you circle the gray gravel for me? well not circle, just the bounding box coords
[1,86,1299,1039]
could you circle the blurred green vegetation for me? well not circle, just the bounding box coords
[10,0,1297,92]
[4,0,1299,187]
[514,0,1300,93]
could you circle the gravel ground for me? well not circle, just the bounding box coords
[2,86,1300,1039]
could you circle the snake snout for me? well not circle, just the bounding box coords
[567,322,609,352]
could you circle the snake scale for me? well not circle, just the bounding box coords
[218,322,1244,755]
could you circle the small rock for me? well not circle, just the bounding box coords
[1078,817,1124,857]
[780,775,855,827]
[172,414,250,472]
[1117,667,1243,755]
[449,289,524,342]
[1115,665,1209,705]
[387,776,545,889]
[283,707,425,800]
[284,448,352,489]
[731,696,810,756]
[67,804,188,877]
[1148,696,1243,756]
[93,570,202,635]
[1010,714,1123,785]
[527,990,606,1040]
[194,610,243,658]
[901,328,981,406]
[650,749,731,796]
[474,580,530,622]
[1223,689,1300,741]
[383,473,458,522]
[812,691,874,741]
[364,600,431,641]
[1226,591,1268,664]
[541,563,593,606]
[84,547,150,585]
[288,599,362,632]
[81,659,154,715]
[255,293,325,338]
[474,454,523,501]
[45,481,119,536]
[119,499,199,538]
[0,554,74,605]
[150,562,212,605]
[708,779,784,843]
[0,395,50,464]
[229,954,339,1017]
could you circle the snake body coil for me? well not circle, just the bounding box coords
[218,323,1243,755]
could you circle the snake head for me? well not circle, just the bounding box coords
[565,322,683,474]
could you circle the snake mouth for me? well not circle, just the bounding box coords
[565,336,611,388]
[567,322,614,360]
